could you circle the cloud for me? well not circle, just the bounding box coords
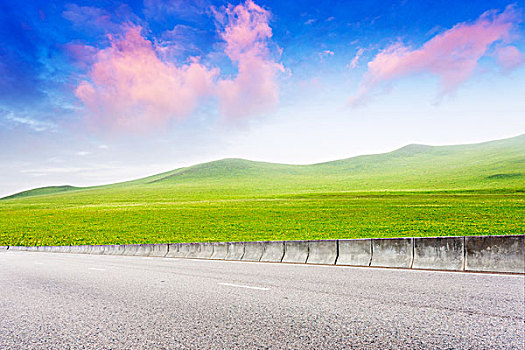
[215,0,284,120]
[5,112,57,132]
[155,24,210,60]
[494,45,525,71]
[75,25,218,131]
[73,0,284,129]
[349,48,365,69]
[143,0,209,21]
[63,4,117,33]
[349,5,523,106]
[63,43,97,68]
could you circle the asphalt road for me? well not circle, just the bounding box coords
[0,251,523,349]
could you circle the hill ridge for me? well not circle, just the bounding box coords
[2,134,524,200]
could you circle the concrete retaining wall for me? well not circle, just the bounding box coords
[108,244,126,255]
[69,245,82,254]
[185,243,212,259]
[413,237,464,271]
[260,241,284,262]
[282,241,308,263]
[165,244,181,258]
[225,242,245,260]
[210,243,228,260]
[336,239,372,266]
[122,244,139,256]
[148,244,168,257]
[242,242,265,262]
[7,235,524,274]
[134,244,153,256]
[307,240,338,265]
[465,235,524,273]
[371,238,413,268]
[75,245,88,254]
[102,245,118,255]
[90,245,106,255]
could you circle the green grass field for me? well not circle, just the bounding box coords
[1,135,524,246]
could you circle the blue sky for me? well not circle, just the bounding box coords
[1,0,524,196]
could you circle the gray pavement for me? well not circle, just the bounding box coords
[0,251,523,349]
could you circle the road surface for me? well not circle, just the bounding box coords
[0,251,523,349]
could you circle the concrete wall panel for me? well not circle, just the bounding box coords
[282,241,308,263]
[336,239,372,266]
[225,242,245,260]
[466,235,524,273]
[242,242,265,262]
[371,238,413,268]
[260,241,285,262]
[210,243,228,260]
[413,237,464,271]
[307,240,337,265]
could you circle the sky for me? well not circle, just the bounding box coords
[1,0,524,196]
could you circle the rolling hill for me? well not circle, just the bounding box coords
[1,135,523,246]
[3,134,524,201]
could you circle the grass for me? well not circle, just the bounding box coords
[1,135,524,246]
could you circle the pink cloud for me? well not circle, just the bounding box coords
[73,0,284,130]
[75,25,217,131]
[63,43,97,68]
[215,0,284,120]
[350,5,523,106]
[495,45,525,71]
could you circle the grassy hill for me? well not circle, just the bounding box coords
[0,185,80,200]
[1,135,524,246]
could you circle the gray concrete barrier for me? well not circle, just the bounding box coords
[56,246,71,253]
[134,244,155,256]
[69,245,80,254]
[90,245,106,255]
[184,243,201,258]
[336,239,372,266]
[186,243,214,259]
[176,243,193,258]
[122,244,139,256]
[371,238,413,268]
[148,244,169,257]
[260,241,285,262]
[112,245,127,255]
[282,241,308,263]
[134,244,148,256]
[7,235,522,274]
[225,242,245,260]
[242,241,265,262]
[465,235,524,273]
[307,240,338,265]
[79,245,90,254]
[165,243,181,258]
[78,245,91,254]
[102,245,118,255]
[210,243,228,260]
[413,236,464,271]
